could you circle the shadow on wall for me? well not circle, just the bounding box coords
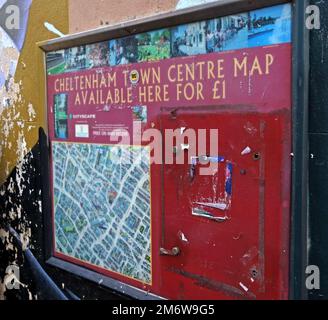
[0,132,43,300]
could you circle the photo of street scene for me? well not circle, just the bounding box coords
[132,106,147,123]
[45,4,292,75]
[52,142,151,284]
[248,3,291,47]
[86,41,110,68]
[64,45,87,72]
[109,36,138,65]
[46,50,66,75]
[206,14,248,52]
[136,29,170,62]
[54,94,69,139]
[171,22,206,57]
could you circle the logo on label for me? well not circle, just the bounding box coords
[75,124,89,138]
[130,70,139,85]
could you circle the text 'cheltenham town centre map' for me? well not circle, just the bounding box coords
[52,142,151,284]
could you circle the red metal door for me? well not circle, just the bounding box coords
[158,107,291,300]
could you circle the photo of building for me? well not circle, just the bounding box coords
[248,3,292,47]
[86,41,110,68]
[132,106,147,123]
[109,36,138,65]
[64,45,87,72]
[54,94,69,139]
[46,50,66,75]
[136,29,170,62]
[206,14,248,52]
[171,22,206,57]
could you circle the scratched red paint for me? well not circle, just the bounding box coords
[47,43,292,299]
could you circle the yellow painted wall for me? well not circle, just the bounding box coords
[0,0,69,185]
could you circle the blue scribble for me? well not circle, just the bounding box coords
[225,162,233,196]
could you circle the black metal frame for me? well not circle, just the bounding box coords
[38,0,307,300]
[6,224,68,300]
[290,0,310,300]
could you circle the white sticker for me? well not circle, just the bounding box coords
[75,124,89,138]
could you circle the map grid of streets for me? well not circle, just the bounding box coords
[52,142,152,284]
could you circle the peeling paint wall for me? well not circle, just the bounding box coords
[0,0,68,184]
[0,0,68,300]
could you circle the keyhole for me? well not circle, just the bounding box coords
[251,268,258,279]
[253,152,261,161]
